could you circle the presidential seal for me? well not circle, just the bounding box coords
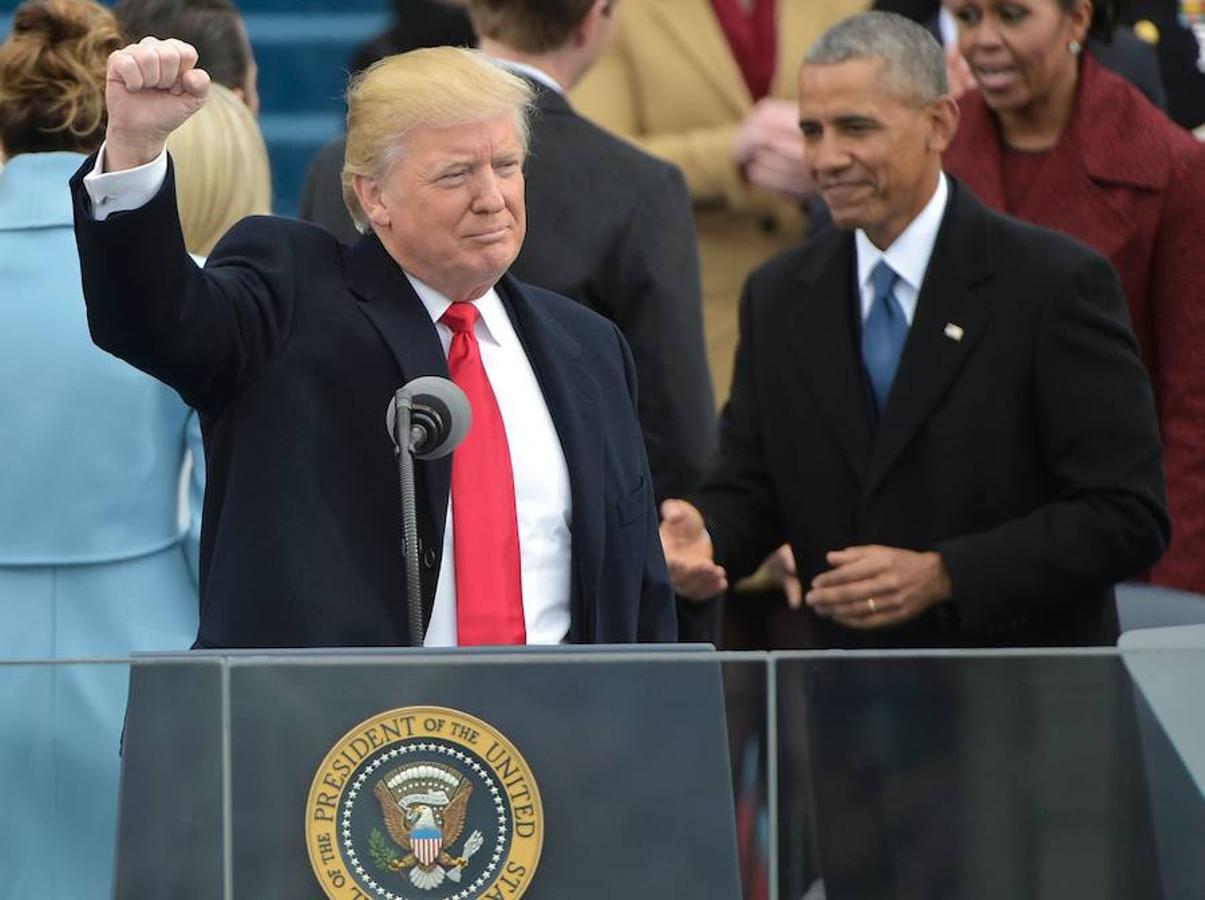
[306,706,543,900]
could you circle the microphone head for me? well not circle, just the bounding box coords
[385,376,471,460]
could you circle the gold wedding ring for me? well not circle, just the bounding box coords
[867,597,877,614]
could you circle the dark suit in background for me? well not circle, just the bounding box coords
[1120,0,1205,128]
[298,137,359,244]
[513,79,715,501]
[514,77,717,643]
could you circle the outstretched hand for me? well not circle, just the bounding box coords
[105,36,210,171]
[659,499,728,601]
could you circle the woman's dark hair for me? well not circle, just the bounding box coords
[0,0,123,156]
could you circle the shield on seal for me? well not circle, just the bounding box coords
[412,826,442,867]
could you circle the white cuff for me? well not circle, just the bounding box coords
[82,143,169,221]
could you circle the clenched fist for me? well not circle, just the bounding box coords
[104,36,210,172]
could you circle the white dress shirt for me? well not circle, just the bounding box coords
[82,144,575,645]
[407,277,573,647]
[854,173,949,327]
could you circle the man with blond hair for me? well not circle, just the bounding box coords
[71,39,676,648]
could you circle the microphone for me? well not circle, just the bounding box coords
[386,376,471,460]
[385,376,471,646]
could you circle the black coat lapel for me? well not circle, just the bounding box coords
[863,181,994,499]
[496,274,603,643]
[346,234,452,624]
[788,232,874,482]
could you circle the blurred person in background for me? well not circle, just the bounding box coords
[571,0,867,403]
[301,0,478,243]
[114,0,259,113]
[1117,0,1205,129]
[0,0,200,895]
[941,0,1205,595]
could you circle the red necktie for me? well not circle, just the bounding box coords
[440,302,526,645]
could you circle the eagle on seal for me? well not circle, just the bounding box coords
[374,778,474,890]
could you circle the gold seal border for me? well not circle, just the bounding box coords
[306,705,544,900]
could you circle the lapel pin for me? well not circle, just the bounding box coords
[944,323,965,342]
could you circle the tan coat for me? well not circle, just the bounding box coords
[572,0,866,400]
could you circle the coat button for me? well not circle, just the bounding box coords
[423,548,437,569]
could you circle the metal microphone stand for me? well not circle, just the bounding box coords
[392,390,425,647]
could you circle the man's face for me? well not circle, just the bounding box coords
[358,114,527,302]
[798,58,953,248]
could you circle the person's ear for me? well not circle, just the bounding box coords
[1068,0,1093,45]
[575,0,611,48]
[353,174,391,229]
[926,94,961,154]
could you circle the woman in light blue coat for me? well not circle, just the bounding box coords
[0,2,202,896]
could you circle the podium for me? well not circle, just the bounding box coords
[112,646,742,899]
[5,645,1202,898]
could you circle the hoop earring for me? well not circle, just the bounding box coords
[1068,39,1082,56]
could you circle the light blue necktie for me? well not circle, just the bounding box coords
[862,260,908,414]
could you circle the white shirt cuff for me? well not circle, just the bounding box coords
[82,143,169,221]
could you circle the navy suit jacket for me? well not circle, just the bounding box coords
[70,158,675,648]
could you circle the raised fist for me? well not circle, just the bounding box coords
[104,36,211,171]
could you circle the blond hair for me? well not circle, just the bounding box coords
[0,0,122,156]
[341,46,534,233]
[166,82,272,256]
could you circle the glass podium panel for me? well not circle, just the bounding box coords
[771,646,1205,900]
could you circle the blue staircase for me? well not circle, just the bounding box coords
[0,1,391,215]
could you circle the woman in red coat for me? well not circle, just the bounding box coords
[942,0,1205,594]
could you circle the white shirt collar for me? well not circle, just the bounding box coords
[854,173,949,322]
[404,272,510,349]
[494,59,563,94]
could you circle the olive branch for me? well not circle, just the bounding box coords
[368,828,399,871]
